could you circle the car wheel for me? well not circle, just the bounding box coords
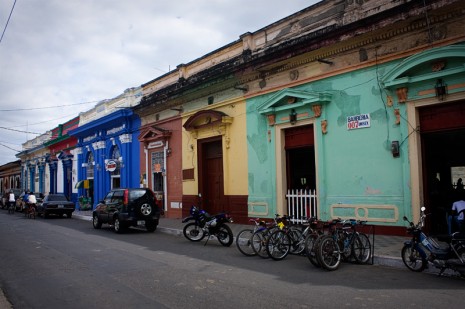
[66,212,72,218]
[114,217,125,234]
[92,215,102,229]
[43,211,49,218]
[138,203,152,217]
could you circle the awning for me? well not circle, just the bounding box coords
[75,179,92,189]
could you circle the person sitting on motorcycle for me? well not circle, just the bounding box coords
[451,193,465,233]
[27,191,37,213]
[8,190,15,210]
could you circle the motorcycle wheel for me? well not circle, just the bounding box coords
[401,244,426,272]
[216,224,233,247]
[455,246,465,278]
[183,223,205,242]
[317,235,341,271]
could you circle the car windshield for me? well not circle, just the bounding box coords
[47,195,68,201]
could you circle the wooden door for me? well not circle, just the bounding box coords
[200,139,225,214]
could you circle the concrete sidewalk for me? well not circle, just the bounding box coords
[74,210,408,269]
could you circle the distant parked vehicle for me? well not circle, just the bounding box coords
[92,188,161,233]
[37,193,75,218]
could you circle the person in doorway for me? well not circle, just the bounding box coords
[451,193,465,234]
[456,178,464,191]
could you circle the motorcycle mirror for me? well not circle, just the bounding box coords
[403,216,408,221]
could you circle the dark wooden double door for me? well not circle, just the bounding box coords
[198,138,225,215]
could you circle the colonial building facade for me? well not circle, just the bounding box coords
[69,87,142,209]
[44,117,79,201]
[135,0,465,233]
[11,0,465,234]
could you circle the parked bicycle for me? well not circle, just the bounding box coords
[266,216,319,261]
[236,218,267,256]
[313,218,372,271]
[250,214,284,258]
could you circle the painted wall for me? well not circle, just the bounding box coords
[182,98,248,197]
[247,60,409,225]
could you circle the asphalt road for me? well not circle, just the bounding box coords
[0,211,464,309]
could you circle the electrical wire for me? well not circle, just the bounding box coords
[0,0,16,45]
[0,100,100,112]
[0,142,20,152]
[0,126,41,135]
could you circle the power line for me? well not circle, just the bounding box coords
[0,93,140,112]
[0,126,41,135]
[0,99,101,112]
[0,0,17,45]
[0,142,20,152]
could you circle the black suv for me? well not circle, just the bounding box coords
[92,188,161,233]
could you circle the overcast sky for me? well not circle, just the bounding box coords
[0,0,320,165]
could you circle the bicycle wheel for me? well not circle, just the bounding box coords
[304,233,321,268]
[251,229,270,259]
[288,227,305,255]
[352,233,372,264]
[339,232,353,262]
[236,229,256,256]
[317,235,341,271]
[266,230,291,261]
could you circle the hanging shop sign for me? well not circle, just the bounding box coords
[106,160,117,172]
[347,113,371,130]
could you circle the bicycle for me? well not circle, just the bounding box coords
[313,219,343,271]
[236,218,267,256]
[304,219,327,267]
[250,214,284,259]
[7,201,15,214]
[315,219,372,271]
[338,219,372,264]
[24,203,36,219]
[265,216,317,261]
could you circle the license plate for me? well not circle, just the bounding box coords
[137,220,145,226]
[58,205,64,208]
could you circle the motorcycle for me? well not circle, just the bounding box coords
[182,205,234,247]
[401,206,465,277]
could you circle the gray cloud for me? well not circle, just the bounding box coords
[0,0,319,164]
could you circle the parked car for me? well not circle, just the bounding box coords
[92,188,161,233]
[37,193,75,218]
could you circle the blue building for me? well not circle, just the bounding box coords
[69,109,141,209]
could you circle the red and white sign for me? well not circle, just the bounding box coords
[106,160,117,172]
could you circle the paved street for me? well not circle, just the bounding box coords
[0,211,464,309]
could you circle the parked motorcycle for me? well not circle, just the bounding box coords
[401,206,465,277]
[182,205,234,247]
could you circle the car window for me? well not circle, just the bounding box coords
[112,190,124,203]
[47,195,68,201]
[104,192,113,204]
[129,189,147,202]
